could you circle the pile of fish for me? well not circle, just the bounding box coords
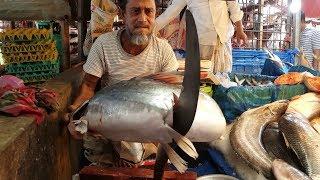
[275,72,320,93]
[234,75,273,87]
[211,92,320,180]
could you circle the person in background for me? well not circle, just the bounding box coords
[154,0,248,74]
[300,11,320,70]
[65,0,179,168]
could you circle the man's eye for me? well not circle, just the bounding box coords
[146,9,155,15]
[131,9,140,15]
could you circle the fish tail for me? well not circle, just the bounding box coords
[162,143,188,173]
[166,124,198,159]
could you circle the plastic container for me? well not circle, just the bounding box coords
[232,49,298,74]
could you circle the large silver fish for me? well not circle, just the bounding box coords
[272,159,311,180]
[279,112,320,180]
[229,100,288,177]
[78,77,226,172]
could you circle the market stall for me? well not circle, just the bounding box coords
[0,0,320,179]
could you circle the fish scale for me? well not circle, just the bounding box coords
[279,112,320,180]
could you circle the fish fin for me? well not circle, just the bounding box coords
[239,79,245,85]
[235,75,240,85]
[246,79,253,86]
[165,124,198,159]
[162,143,188,173]
[252,78,259,86]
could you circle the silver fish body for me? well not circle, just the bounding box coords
[230,100,289,177]
[272,159,311,180]
[262,123,300,169]
[279,112,320,180]
[84,77,226,143]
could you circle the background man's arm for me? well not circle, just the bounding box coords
[154,0,187,33]
[312,30,320,70]
[313,49,320,70]
[227,1,248,45]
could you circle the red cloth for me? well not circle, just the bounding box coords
[0,85,58,124]
[302,0,320,18]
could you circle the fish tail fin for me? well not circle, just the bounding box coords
[162,143,188,173]
[166,124,198,159]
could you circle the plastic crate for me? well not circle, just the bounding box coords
[5,60,60,74]
[13,71,59,83]
[232,49,298,74]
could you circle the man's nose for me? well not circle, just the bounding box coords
[137,11,147,22]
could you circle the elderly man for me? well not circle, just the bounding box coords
[66,0,179,167]
[300,11,320,70]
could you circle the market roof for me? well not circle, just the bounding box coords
[0,0,71,20]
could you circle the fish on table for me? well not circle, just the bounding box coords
[73,76,226,173]
[279,112,320,180]
[286,92,320,120]
[262,122,301,169]
[229,100,289,178]
[210,124,268,180]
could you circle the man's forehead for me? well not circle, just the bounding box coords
[126,0,156,9]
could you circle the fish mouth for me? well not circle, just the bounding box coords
[71,100,89,120]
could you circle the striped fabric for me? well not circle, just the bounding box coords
[300,28,320,64]
[83,29,179,87]
[82,29,179,165]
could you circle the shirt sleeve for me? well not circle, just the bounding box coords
[227,1,244,23]
[83,36,107,78]
[161,41,179,72]
[312,30,320,50]
[154,0,187,33]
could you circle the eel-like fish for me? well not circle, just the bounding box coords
[229,100,288,177]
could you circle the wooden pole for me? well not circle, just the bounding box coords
[60,19,71,71]
[257,0,264,49]
[77,0,87,60]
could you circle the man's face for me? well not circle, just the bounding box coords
[123,0,156,45]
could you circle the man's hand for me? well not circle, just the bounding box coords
[149,73,183,84]
[64,72,99,139]
[235,29,248,47]
[67,121,84,140]
[234,20,248,47]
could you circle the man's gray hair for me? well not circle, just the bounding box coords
[119,0,159,12]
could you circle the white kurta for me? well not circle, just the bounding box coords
[155,0,243,45]
[155,0,244,73]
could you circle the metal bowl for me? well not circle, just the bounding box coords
[197,174,239,180]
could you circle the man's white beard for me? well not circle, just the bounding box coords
[130,34,151,45]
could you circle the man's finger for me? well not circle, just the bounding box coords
[63,113,71,123]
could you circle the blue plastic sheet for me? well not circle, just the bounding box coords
[213,73,308,122]
[289,65,320,76]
